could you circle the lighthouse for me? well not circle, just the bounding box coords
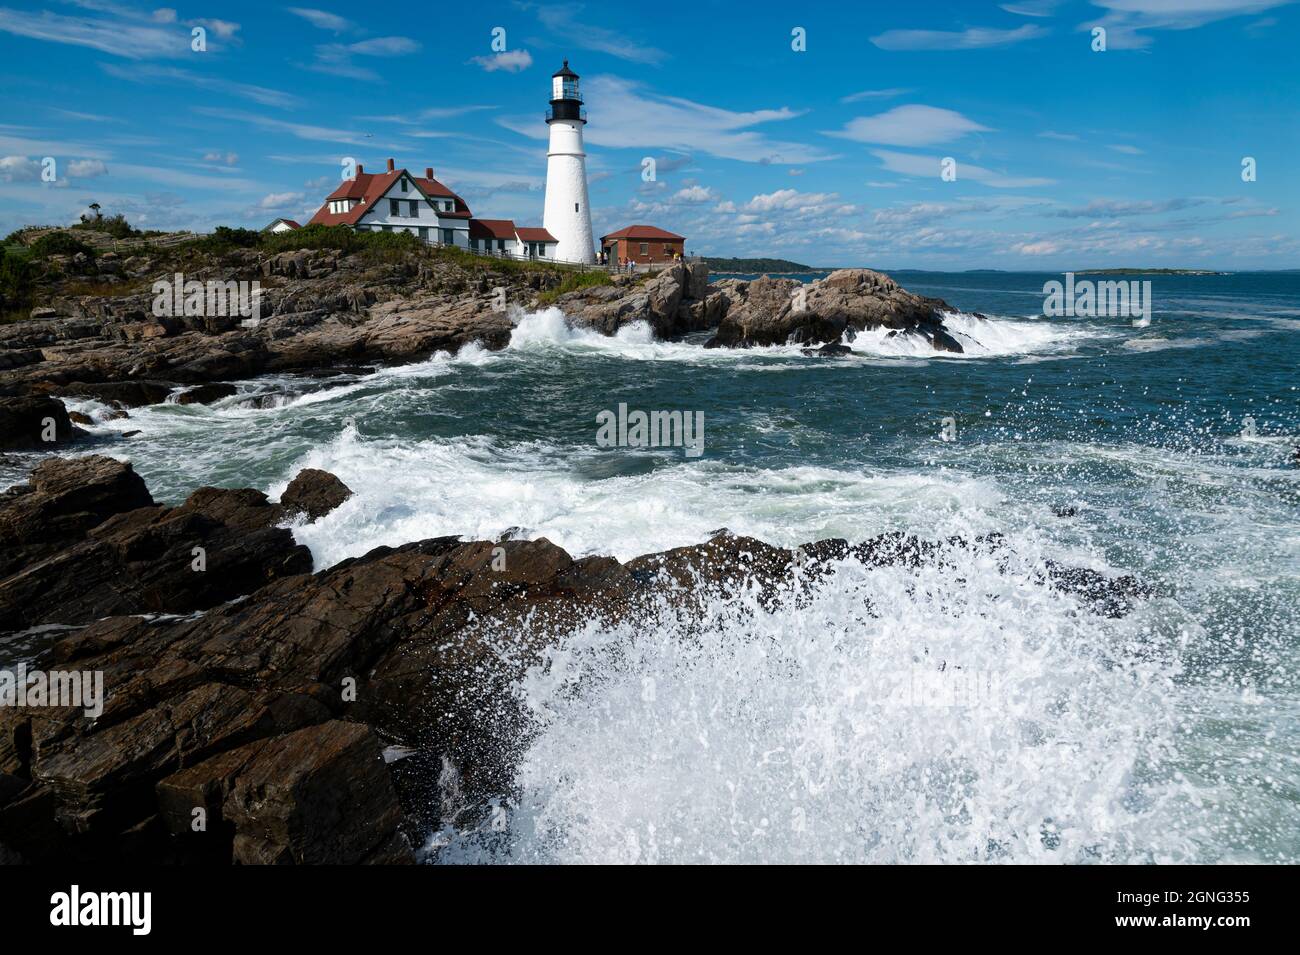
[542,61,595,264]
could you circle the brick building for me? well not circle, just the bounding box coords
[600,225,685,265]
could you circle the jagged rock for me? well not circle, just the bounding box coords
[561,262,721,338]
[0,465,312,630]
[705,268,962,353]
[0,396,73,449]
[0,455,154,578]
[280,468,352,522]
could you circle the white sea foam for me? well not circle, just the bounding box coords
[434,543,1204,864]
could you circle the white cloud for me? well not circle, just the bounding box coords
[0,156,42,182]
[203,151,240,165]
[1108,144,1144,155]
[871,149,1056,188]
[67,159,108,178]
[672,185,715,203]
[826,105,991,147]
[871,24,1047,50]
[470,49,533,72]
[259,191,305,209]
[288,7,356,32]
[742,189,857,217]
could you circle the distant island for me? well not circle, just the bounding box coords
[703,256,822,274]
[1074,268,1228,276]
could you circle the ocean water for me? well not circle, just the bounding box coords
[5,270,1297,864]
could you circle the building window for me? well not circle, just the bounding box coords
[409,201,419,217]
[441,229,454,245]
[538,245,546,256]
[419,227,429,241]
[639,242,649,255]
[389,199,400,216]
[400,179,408,193]
[470,238,479,251]
[497,240,506,251]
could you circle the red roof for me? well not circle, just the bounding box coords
[515,227,557,243]
[469,218,517,240]
[309,166,471,227]
[600,224,685,242]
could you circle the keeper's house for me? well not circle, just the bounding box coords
[308,158,554,257]
[600,225,685,264]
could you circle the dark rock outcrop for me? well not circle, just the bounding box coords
[0,396,74,450]
[0,457,353,631]
[280,468,352,522]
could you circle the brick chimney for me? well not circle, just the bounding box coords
[355,163,364,176]
[425,167,434,179]
[386,158,395,172]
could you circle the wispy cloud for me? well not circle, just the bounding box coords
[1083,0,1292,49]
[532,3,667,64]
[825,105,991,147]
[100,62,302,108]
[500,75,834,165]
[871,149,1056,188]
[306,35,420,81]
[287,7,356,33]
[194,107,405,150]
[839,88,914,104]
[0,5,189,58]
[871,24,1047,50]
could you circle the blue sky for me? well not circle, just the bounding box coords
[1,0,1297,268]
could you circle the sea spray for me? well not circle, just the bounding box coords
[434,543,1194,864]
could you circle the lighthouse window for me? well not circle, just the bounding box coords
[575,203,579,213]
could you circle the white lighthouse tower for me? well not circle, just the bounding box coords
[542,60,595,264]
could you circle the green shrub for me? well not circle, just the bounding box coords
[71,213,137,239]
[536,269,613,305]
[27,232,95,259]
[0,247,36,320]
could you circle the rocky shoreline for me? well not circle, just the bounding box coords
[0,244,966,450]
[0,456,1151,864]
[0,246,1044,863]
